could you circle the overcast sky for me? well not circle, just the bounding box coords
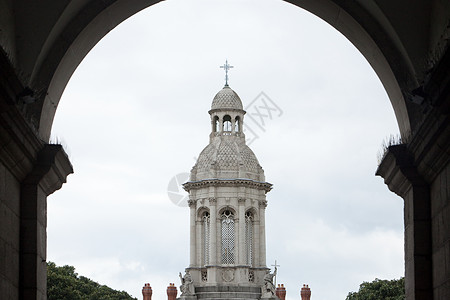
[48,1,404,299]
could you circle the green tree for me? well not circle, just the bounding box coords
[346,277,405,300]
[47,262,137,300]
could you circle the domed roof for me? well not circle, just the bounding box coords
[191,139,263,181]
[211,86,244,110]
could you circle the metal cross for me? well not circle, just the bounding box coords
[271,260,280,287]
[220,60,234,86]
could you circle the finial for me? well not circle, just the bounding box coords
[220,59,234,86]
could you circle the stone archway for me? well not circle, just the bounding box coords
[28,0,418,141]
[0,1,448,299]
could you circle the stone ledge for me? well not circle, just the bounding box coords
[184,179,272,193]
[195,285,262,299]
[22,144,73,196]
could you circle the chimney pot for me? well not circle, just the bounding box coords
[300,283,311,300]
[167,282,178,300]
[276,283,286,300]
[142,283,152,300]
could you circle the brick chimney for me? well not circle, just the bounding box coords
[300,284,311,300]
[275,283,286,300]
[167,283,177,300]
[142,283,152,300]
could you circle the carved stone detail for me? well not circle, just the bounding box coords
[248,270,255,282]
[201,270,207,282]
[222,269,234,282]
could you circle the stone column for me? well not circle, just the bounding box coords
[196,216,202,266]
[142,283,152,300]
[254,217,260,267]
[189,200,196,267]
[238,198,246,264]
[209,197,217,264]
[259,200,267,266]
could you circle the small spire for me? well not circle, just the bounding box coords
[220,59,234,86]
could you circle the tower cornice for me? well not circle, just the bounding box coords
[208,108,246,115]
[183,178,272,193]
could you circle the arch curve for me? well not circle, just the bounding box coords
[218,206,237,218]
[197,206,210,219]
[28,0,420,140]
[245,207,258,221]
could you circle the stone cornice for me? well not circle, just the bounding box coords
[376,82,449,193]
[208,108,246,115]
[376,144,427,198]
[183,178,272,193]
[23,144,73,196]
[0,77,73,193]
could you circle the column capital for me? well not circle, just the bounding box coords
[188,199,196,208]
[208,197,217,204]
[238,197,246,204]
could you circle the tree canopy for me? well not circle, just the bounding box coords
[47,262,137,300]
[346,277,405,300]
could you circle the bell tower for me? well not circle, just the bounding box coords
[180,62,276,300]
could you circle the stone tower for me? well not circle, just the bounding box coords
[181,82,275,299]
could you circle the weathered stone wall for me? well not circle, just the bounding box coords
[1,50,73,299]
[377,105,449,300]
[431,163,450,299]
[0,161,21,299]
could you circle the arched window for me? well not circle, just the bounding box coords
[214,116,220,132]
[245,211,253,265]
[235,116,240,132]
[221,210,235,264]
[223,115,232,132]
[202,211,210,265]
